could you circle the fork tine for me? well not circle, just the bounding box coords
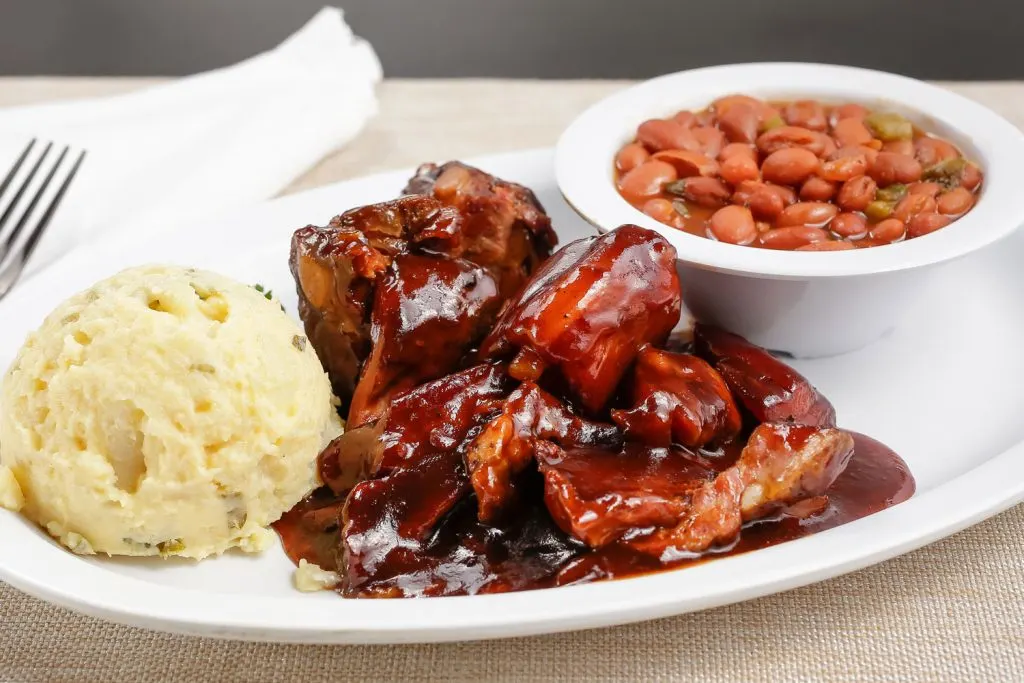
[0,143,65,265]
[0,141,53,257]
[16,149,86,268]
[0,138,36,202]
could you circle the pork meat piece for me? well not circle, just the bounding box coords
[347,254,502,427]
[537,441,717,548]
[480,226,682,415]
[337,363,515,594]
[611,347,742,449]
[625,422,854,560]
[289,195,463,403]
[403,161,557,297]
[693,324,836,427]
[463,382,621,524]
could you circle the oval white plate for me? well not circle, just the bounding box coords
[0,149,1022,644]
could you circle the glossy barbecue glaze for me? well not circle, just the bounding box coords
[280,169,916,600]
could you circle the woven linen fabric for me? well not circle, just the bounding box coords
[1,79,1022,682]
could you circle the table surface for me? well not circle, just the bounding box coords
[1,77,1022,683]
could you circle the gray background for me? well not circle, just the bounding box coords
[1,0,1022,79]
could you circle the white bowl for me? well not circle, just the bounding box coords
[555,62,1024,357]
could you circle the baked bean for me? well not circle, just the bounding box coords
[936,187,975,216]
[709,205,757,245]
[642,198,684,228]
[676,176,731,207]
[617,160,678,203]
[832,145,879,166]
[652,150,720,178]
[907,212,952,238]
[777,202,839,228]
[907,181,941,197]
[831,118,874,148]
[671,110,698,128]
[692,126,726,158]
[615,143,650,173]
[869,218,906,242]
[818,154,868,182]
[720,154,761,185]
[719,142,757,161]
[830,103,869,125]
[760,226,829,250]
[616,96,982,251]
[765,183,798,206]
[762,148,819,185]
[836,176,877,212]
[870,152,923,185]
[718,103,759,143]
[960,163,983,191]
[756,126,825,156]
[783,100,828,131]
[830,212,868,238]
[796,240,856,251]
[637,119,700,152]
[800,176,837,201]
[882,139,915,156]
[892,194,937,224]
[913,136,959,167]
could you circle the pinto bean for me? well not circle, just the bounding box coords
[892,194,937,223]
[830,103,869,126]
[777,202,839,228]
[671,110,698,128]
[870,152,923,185]
[719,142,757,161]
[800,176,837,201]
[718,103,759,143]
[615,143,650,173]
[836,175,877,212]
[960,162,983,191]
[756,126,825,156]
[783,100,828,131]
[761,148,820,185]
[652,150,720,177]
[831,118,874,148]
[720,154,761,185]
[642,198,684,228]
[617,160,677,203]
[818,154,868,182]
[674,176,731,207]
[914,136,959,167]
[906,212,952,238]
[869,218,906,242]
[830,212,868,238]
[709,205,757,244]
[882,139,915,156]
[936,187,975,216]
[637,119,700,152]
[760,226,829,250]
[692,126,726,157]
[907,181,941,197]
[832,144,879,166]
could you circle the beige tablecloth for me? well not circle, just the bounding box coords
[1,78,1022,682]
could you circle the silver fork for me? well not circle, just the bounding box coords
[0,139,87,301]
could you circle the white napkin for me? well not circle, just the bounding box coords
[0,6,382,277]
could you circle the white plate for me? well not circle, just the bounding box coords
[0,148,1022,644]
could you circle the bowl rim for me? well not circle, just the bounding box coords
[555,61,1024,279]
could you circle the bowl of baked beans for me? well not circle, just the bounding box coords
[555,63,1024,357]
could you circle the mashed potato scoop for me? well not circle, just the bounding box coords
[0,265,341,559]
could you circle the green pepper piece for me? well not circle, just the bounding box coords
[875,184,908,203]
[665,179,689,196]
[865,200,896,222]
[864,112,913,141]
[761,115,785,131]
[923,157,968,190]
[671,200,690,218]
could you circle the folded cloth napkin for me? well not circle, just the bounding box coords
[0,6,382,277]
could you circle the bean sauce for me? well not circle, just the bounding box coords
[615,96,983,251]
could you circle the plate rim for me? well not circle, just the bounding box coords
[0,147,1021,644]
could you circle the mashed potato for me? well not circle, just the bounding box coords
[0,265,341,559]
